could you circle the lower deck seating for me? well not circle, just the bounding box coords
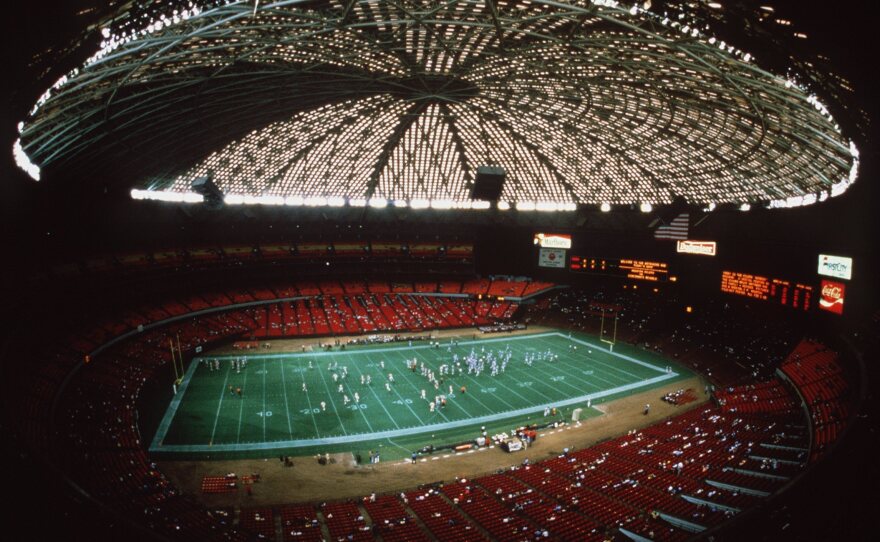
[279,504,323,542]
[10,275,855,542]
[321,501,371,541]
[362,495,430,542]
[239,508,275,539]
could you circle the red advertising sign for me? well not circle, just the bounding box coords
[819,280,845,315]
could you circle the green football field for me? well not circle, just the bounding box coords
[149,330,692,460]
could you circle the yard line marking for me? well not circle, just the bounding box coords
[533,334,670,391]
[298,362,321,438]
[532,335,628,389]
[262,361,267,441]
[560,332,671,375]
[451,369,508,413]
[345,373,375,433]
[407,348,476,418]
[316,358,348,436]
[345,353,400,430]
[385,439,413,455]
[376,351,428,425]
[209,364,231,445]
[278,360,293,439]
[357,401,375,433]
[391,350,451,422]
[236,369,249,443]
[521,358,607,396]
[407,347,504,414]
[414,346,542,410]
[152,372,678,452]
[523,341,621,394]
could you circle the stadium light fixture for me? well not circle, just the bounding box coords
[640,203,652,213]
[13,138,40,180]
[130,189,203,203]
[600,203,611,212]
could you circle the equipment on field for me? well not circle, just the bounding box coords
[504,438,523,452]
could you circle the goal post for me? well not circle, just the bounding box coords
[599,309,617,352]
[168,338,185,390]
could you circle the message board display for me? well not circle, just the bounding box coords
[571,256,670,282]
[721,271,813,311]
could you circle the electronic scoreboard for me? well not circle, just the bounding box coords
[720,270,813,311]
[570,256,671,282]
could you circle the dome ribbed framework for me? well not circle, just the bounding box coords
[18,0,857,207]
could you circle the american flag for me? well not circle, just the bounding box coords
[654,213,689,240]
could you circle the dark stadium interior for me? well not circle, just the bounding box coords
[1,2,878,542]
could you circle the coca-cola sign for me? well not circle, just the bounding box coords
[819,280,845,315]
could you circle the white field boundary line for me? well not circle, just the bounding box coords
[194,332,561,361]
[562,333,672,374]
[150,357,200,450]
[150,331,681,453]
